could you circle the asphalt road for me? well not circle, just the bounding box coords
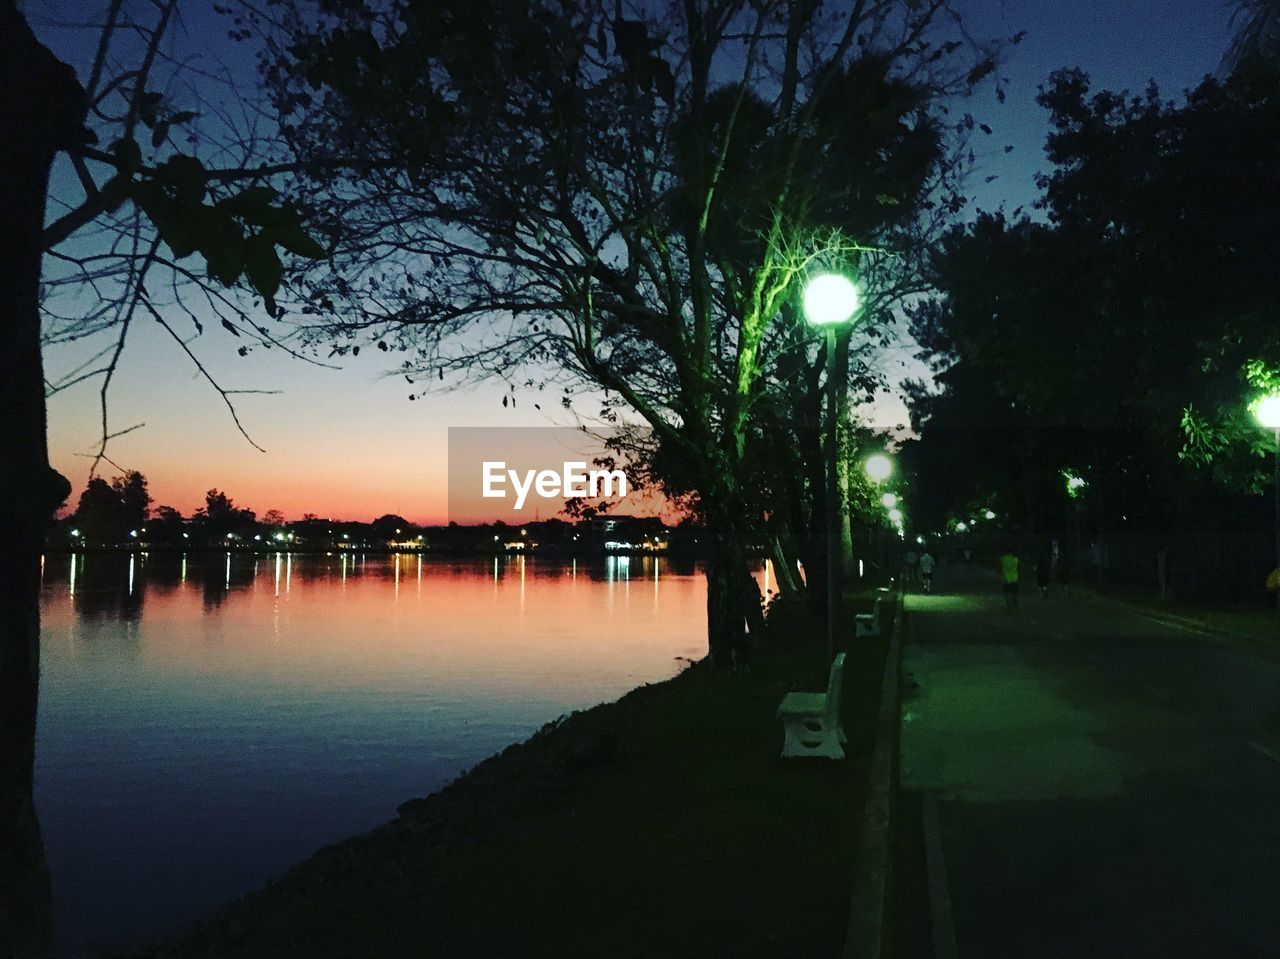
[892,563,1280,959]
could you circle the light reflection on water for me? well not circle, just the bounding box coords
[36,552,712,954]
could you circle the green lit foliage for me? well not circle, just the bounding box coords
[1181,360,1280,493]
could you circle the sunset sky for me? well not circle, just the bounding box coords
[39,0,1232,523]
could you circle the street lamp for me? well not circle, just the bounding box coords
[881,492,898,509]
[865,454,893,484]
[803,272,859,656]
[1254,394,1280,605]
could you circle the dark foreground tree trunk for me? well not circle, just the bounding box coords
[703,493,759,667]
[0,8,82,955]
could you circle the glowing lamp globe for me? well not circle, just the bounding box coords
[865,454,893,483]
[881,492,898,508]
[888,508,903,525]
[802,273,859,326]
[1255,395,1280,430]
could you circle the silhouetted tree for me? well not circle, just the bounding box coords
[909,66,1280,597]
[113,471,151,531]
[71,478,126,544]
[192,488,258,544]
[371,514,410,539]
[1,6,331,949]
[266,0,1007,660]
[149,505,186,546]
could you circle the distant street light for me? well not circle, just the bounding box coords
[881,492,898,509]
[804,272,860,657]
[1254,394,1280,606]
[1256,395,1280,430]
[984,510,996,520]
[888,508,903,525]
[865,454,893,484]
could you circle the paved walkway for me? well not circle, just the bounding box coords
[894,562,1280,958]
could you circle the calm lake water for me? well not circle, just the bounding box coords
[36,551,716,955]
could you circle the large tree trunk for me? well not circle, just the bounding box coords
[703,492,757,667]
[1,8,82,955]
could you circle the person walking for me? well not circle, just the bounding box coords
[904,548,919,586]
[919,550,936,594]
[999,548,1020,613]
[1036,545,1052,599]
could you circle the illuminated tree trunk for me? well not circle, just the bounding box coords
[0,6,81,955]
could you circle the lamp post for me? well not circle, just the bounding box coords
[1255,395,1280,607]
[865,453,894,583]
[803,273,859,656]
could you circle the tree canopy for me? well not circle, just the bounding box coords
[262,0,1006,658]
[908,63,1280,596]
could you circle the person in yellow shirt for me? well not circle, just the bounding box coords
[999,549,1020,613]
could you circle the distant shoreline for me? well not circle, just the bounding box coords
[43,544,725,558]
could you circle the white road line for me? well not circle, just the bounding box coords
[923,792,959,959]
[1248,740,1280,765]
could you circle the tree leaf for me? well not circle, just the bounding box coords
[218,186,277,217]
[111,138,142,172]
[269,221,327,259]
[156,155,207,205]
[242,233,284,309]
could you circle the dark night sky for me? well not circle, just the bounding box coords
[35,0,1236,520]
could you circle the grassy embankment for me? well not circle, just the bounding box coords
[138,591,892,959]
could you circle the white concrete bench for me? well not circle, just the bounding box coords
[855,595,887,639]
[777,653,846,759]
